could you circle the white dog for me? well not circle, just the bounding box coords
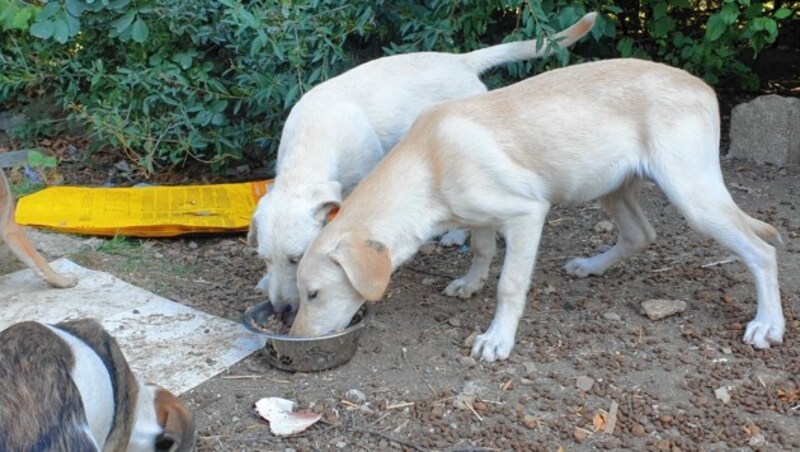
[248,13,598,313]
[290,58,784,362]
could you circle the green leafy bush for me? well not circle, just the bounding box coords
[0,0,794,175]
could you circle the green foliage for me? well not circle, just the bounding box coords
[0,0,793,175]
[27,149,58,169]
[614,0,793,89]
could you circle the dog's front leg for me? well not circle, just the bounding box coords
[472,205,549,362]
[444,226,496,298]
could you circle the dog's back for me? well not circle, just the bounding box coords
[0,321,99,451]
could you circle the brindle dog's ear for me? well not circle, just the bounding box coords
[330,238,391,302]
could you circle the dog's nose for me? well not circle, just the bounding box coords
[281,304,294,314]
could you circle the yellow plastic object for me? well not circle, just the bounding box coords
[15,180,271,237]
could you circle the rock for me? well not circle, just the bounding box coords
[343,389,366,404]
[0,111,27,132]
[574,427,588,442]
[640,299,687,320]
[748,433,766,447]
[603,312,622,321]
[523,414,539,429]
[421,277,435,286]
[447,317,461,327]
[729,94,800,165]
[522,361,537,375]
[576,376,595,392]
[431,405,444,419]
[419,242,438,255]
[457,356,477,367]
[594,220,614,233]
[631,423,646,437]
[714,386,731,404]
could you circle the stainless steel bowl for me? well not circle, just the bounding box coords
[242,302,373,372]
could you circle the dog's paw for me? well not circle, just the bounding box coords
[744,315,785,349]
[439,229,469,247]
[444,277,482,298]
[564,257,602,278]
[49,273,78,289]
[470,329,513,362]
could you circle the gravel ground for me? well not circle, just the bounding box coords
[6,155,798,451]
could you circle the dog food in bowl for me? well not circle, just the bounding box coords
[243,302,373,372]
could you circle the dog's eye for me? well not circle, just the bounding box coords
[307,290,319,301]
[289,255,301,265]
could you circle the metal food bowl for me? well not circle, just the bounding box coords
[242,302,373,372]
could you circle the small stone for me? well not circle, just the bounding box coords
[448,317,461,327]
[464,331,478,347]
[519,378,535,386]
[640,299,687,320]
[422,277,435,286]
[457,356,477,367]
[474,401,488,412]
[594,220,614,233]
[522,361,537,375]
[632,424,646,437]
[431,405,444,419]
[714,386,731,404]
[574,427,589,442]
[603,312,622,321]
[523,414,538,429]
[721,346,733,355]
[576,376,595,392]
[188,241,199,250]
[344,389,366,404]
[419,242,438,255]
[748,433,766,447]
[657,439,671,450]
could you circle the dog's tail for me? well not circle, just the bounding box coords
[746,215,784,247]
[462,12,597,74]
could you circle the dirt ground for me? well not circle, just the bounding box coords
[1,154,797,451]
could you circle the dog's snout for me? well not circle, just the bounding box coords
[281,304,294,314]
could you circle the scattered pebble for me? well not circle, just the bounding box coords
[721,346,733,354]
[522,361,537,375]
[594,220,614,233]
[344,389,366,404]
[574,427,589,442]
[457,356,477,367]
[448,317,461,327]
[640,299,687,320]
[714,386,731,404]
[576,376,595,392]
[419,242,438,255]
[603,312,622,321]
[749,433,766,447]
[421,277,435,286]
[632,424,646,437]
[523,414,538,429]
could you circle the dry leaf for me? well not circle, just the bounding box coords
[255,397,321,436]
[777,388,799,403]
[592,411,608,431]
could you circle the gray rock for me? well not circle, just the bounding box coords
[729,95,800,165]
[0,111,27,132]
[343,389,366,404]
[594,220,614,233]
[640,299,687,320]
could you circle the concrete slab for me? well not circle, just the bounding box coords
[0,259,265,395]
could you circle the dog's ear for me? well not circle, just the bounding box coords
[247,216,258,248]
[330,238,391,302]
[155,387,196,452]
[312,181,342,223]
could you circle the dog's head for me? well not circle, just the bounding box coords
[248,181,342,313]
[128,383,195,452]
[290,228,392,336]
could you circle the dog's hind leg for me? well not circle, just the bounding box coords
[444,226,496,298]
[472,204,549,362]
[652,140,782,349]
[565,178,656,277]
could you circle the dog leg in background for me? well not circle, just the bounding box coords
[565,178,657,277]
[445,226,497,298]
[471,205,549,362]
[0,170,77,288]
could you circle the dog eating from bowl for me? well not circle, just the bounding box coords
[247,13,598,315]
[289,58,784,362]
